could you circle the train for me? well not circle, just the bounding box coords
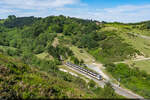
[66,62,103,80]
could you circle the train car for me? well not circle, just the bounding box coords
[96,74,102,80]
[66,62,103,80]
[82,68,86,72]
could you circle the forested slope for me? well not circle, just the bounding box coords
[0,53,100,99]
[0,15,122,99]
[1,14,150,99]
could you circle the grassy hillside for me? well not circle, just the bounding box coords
[104,23,150,57]
[1,15,150,98]
[0,53,122,99]
[0,15,123,99]
[100,23,150,73]
[88,31,141,63]
[105,63,150,98]
[96,22,150,98]
[0,54,92,99]
[124,60,150,74]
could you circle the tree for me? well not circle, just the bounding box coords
[9,40,17,47]
[80,59,84,65]
[48,24,62,33]
[63,24,73,35]
[146,22,150,29]
[102,82,117,98]
[33,24,44,36]
[74,57,80,65]
[8,15,16,20]
[88,80,96,88]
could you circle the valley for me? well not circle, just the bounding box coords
[0,15,150,99]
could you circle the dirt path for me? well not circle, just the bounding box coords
[52,37,59,47]
[59,68,78,77]
[115,57,150,64]
[136,34,150,40]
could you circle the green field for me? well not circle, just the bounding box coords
[102,23,150,73]
[36,52,54,61]
[0,45,17,51]
[103,23,150,57]
[70,46,95,64]
[126,60,150,74]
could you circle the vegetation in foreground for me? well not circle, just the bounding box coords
[0,53,122,99]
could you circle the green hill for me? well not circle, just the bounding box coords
[0,53,90,99]
[1,15,150,99]
[0,15,121,99]
[0,53,121,99]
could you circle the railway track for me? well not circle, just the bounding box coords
[65,62,144,99]
[65,62,103,80]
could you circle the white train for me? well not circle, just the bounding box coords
[66,62,103,80]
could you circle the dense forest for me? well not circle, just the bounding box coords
[0,15,140,62]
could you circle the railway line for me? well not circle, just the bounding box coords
[66,62,103,80]
[65,62,144,99]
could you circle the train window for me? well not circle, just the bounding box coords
[92,73,95,75]
[97,75,101,78]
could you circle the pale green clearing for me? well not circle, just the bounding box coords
[0,20,5,24]
[126,60,150,74]
[36,52,53,61]
[101,24,150,74]
[69,46,95,64]
[131,27,150,37]
[0,45,17,51]
[119,31,150,57]
[103,24,150,57]
[52,38,59,47]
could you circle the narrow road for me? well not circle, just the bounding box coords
[115,57,150,64]
[65,63,144,99]
[128,32,150,40]
[112,84,144,99]
[135,34,150,40]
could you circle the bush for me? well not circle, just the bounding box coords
[106,63,150,98]
[88,80,96,88]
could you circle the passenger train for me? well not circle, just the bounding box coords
[66,62,103,80]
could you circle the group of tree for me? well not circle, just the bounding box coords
[0,15,128,99]
[105,63,150,98]
[47,45,74,60]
